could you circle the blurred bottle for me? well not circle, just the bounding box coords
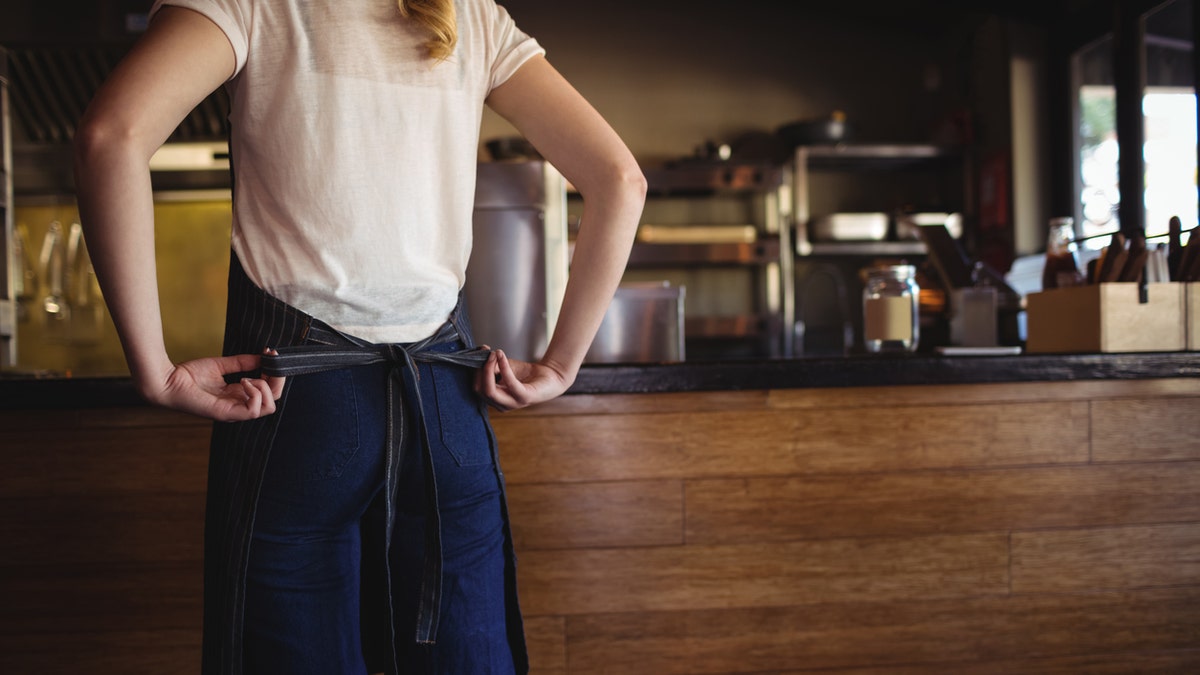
[38,220,71,342]
[1041,217,1083,289]
[13,224,38,322]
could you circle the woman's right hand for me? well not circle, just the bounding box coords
[475,348,573,412]
[139,352,286,422]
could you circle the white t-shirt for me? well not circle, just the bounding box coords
[151,0,544,343]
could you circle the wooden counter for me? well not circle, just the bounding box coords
[2,374,1199,673]
[4,350,1200,407]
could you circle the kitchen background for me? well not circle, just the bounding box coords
[3,0,1182,373]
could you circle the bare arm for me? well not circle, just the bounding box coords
[75,7,282,420]
[476,55,646,410]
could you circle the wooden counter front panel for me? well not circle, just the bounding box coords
[1,380,1198,674]
[517,533,1009,616]
[493,380,1200,673]
[506,479,683,550]
[496,400,1091,483]
[1092,396,1200,462]
[684,462,1200,544]
[563,587,1200,674]
[0,410,210,675]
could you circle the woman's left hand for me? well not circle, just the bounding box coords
[474,348,574,412]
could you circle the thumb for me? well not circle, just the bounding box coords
[262,348,286,399]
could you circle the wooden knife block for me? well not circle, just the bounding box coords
[1187,283,1200,351]
[1025,282,1186,353]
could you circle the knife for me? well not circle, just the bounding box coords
[1182,240,1200,281]
[1100,233,1128,282]
[1168,216,1182,281]
[1178,234,1200,282]
[1091,244,1109,284]
[1118,235,1148,282]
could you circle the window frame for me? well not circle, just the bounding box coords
[1053,0,1196,241]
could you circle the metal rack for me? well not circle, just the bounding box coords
[630,162,795,358]
[792,143,964,256]
[1,49,16,367]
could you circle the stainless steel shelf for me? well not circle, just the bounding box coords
[626,238,782,267]
[793,143,966,259]
[807,241,928,256]
[801,144,959,170]
[642,162,786,195]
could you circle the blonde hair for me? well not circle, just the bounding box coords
[398,0,458,61]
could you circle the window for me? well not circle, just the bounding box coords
[1072,0,1195,249]
[1076,36,1117,247]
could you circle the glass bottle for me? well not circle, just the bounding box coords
[13,224,38,323]
[1042,217,1082,289]
[862,264,919,353]
[38,220,71,343]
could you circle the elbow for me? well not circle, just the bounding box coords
[623,162,648,203]
[619,163,647,236]
[573,150,646,205]
[573,155,646,234]
[72,111,147,176]
[606,157,647,213]
[74,113,104,165]
[74,115,121,168]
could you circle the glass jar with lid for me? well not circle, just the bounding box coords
[862,264,919,353]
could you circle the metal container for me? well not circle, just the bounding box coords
[895,211,963,240]
[809,212,889,242]
[1,51,15,367]
[464,161,568,362]
[585,282,685,363]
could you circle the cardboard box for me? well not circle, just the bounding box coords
[1187,283,1200,351]
[1025,282,1184,353]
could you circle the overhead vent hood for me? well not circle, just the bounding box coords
[3,0,229,153]
[6,46,231,146]
[4,41,232,194]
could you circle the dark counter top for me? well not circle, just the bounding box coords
[2,351,1198,409]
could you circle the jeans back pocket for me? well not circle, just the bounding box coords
[429,363,494,467]
[272,367,362,482]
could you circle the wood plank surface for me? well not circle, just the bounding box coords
[0,493,205,566]
[1091,397,1200,462]
[1012,523,1200,593]
[495,401,1090,484]
[524,616,567,674]
[772,648,1200,672]
[0,562,201,634]
[685,462,1200,544]
[0,427,210,497]
[507,480,682,550]
[563,587,1200,674]
[3,380,1197,675]
[768,378,1200,410]
[0,630,201,675]
[502,390,770,417]
[0,406,210,431]
[765,649,1200,674]
[518,533,1008,617]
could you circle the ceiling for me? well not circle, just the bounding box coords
[1,0,1186,147]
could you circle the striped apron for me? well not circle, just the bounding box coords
[201,253,528,674]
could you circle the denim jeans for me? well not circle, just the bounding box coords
[243,339,516,674]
